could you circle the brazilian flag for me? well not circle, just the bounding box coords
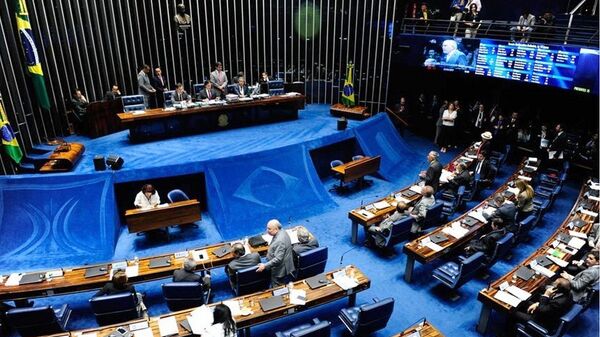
[0,97,23,164]
[15,0,51,111]
[341,63,356,107]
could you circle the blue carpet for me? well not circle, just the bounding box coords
[3,110,597,337]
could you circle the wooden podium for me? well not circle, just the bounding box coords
[37,143,85,173]
[330,103,370,120]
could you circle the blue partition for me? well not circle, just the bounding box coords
[352,113,420,181]
[0,173,118,271]
[205,144,335,239]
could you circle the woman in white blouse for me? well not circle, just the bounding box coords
[133,184,160,209]
[440,102,458,153]
[200,304,237,337]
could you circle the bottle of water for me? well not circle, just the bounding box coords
[134,256,139,265]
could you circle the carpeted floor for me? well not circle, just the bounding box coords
[4,107,597,337]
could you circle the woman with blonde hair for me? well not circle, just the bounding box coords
[515,179,534,221]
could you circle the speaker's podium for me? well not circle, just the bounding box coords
[330,103,370,120]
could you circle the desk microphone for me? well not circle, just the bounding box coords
[340,246,358,266]
[414,160,427,184]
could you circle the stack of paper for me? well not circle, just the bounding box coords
[158,316,179,336]
[517,175,532,182]
[290,289,307,305]
[469,210,487,224]
[494,290,522,307]
[45,269,63,279]
[524,165,538,172]
[588,195,600,202]
[530,262,555,278]
[125,265,139,278]
[442,222,469,239]
[133,328,154,337]
[5,273,21,286]
[332,270,358,290]
[506,285,532,301]
[546,254,568,267]
[287,229,299,244]
[222,300,242,317]
[188,305,214,334]
[421,238,444,252]
[410,185,423,194]
[569,230,588,239]
[374,201,391,210]
[567,237,586,249]
[460,156,474,162]
[506,187,520,196]
[440,170,453,184]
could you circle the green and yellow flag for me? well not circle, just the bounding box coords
[0,97,23,164]
[15,0,51,111]
[340,63,356,107]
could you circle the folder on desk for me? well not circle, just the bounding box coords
[213,244,233,258]
[568,217,586,229]
[515,266,535,281]
[249,235,268,247]
[535,256,553,268]
[259,295,285,312]
[462,216,479,227]
[306,273,329,289]
[84,265,109,278]
[19,273,45,285]
[149,256,171,269]
[556,233,572,245]
[402,190,417,198]
[430,233,449,244]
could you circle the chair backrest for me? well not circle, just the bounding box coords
[330,160,344,168]
[235,265,271,296]
[123,104,146,112]
[422,201,444,229]
[295,247,328,280]
[6,306,62,337]
[352,155,364,161]
[227,84,237,93]
[162,282,205,311]
[291,320,331,337]
[354,297,395,335]
[122,95,145,106]
[163,90,175,108]
[268,79,284,89]
[519,214,537,234]
[269,88,285,96]
[89,292,139,325]
[386,216,415,247]
[193,83,205,95]
[488,232,514,266]
[167,189,190,203]
[460,252,486,280]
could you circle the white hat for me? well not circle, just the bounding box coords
[481,131,493,140]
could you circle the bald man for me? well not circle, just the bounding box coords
[256,219,295,286]
[441,39,467,66]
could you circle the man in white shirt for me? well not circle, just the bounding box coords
[134,184,160,209]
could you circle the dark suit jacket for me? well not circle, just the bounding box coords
[173,269,202,283]
[172,91,191,102]
[151,75,167,92]
[233,84,251,97]
[488,202,517,230]
[447,169,472,191]
[472,159,493,183]
[467,228,506,257]
[424,159,443,192]
[531,293,573,333]
[94,282,136,299]
[292,238,320,257]
[197,88,219,100]
[478,140,491,156]
[104,91,121,101]
[226,252,261,289]
[549,132,567,158]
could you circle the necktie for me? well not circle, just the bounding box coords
[476,161,483,174]
[160,76,164,86]
[207,90,211,99]
[475,110,484,128]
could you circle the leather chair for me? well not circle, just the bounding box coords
[163,90,175,108]
[421,201,444,230]
[514,214,537,243]
[440,185,465,218]
[381,216,415,249]
[192,83,205,96]
[232,265,271,296]
[167,189,190,202]
[485,232,514,267]
[352,155,364,161]
[268,79,285,95]
[275,318,331,337]
[432,252,486,290]
[89,292,141,325]
[338,297,394,336]
[122,95,145,111]
[516,303,583,337]
[6,305,72,337]
[162,282,208,311]
[294,247,328,280]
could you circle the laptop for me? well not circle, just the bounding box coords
[84,265,109,278]
[430,233,449,244]
[515,266,535,281]
[306,273,329,289]
[462,216,479,227]
[402,190,417,198]
[149,256,171,269]
[535,256,553,268]
[248,235,268,247]
[19,273,45,285]
[212,244,233,258]
[259,295,285,312]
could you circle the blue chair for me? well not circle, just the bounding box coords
[338,297,394,336]
[294,247,328,280]
[440,186,465,218]
[516,304,583,337]
[227,84,237,93]
[123,104,146,112]
[232,265,271,296]
[6,305,72,337]
[268,79,285,95]
[193,83,205,95]
[122,95,145,110]
[382,216,415,249]
[485,232,514,266]
[330,159,345,191]
[514,214,537,243]
[89,292,141,325]
[432,252,486,290]
[167,189,190,203]
[422,201,444,230]
[162,282,208,311]
[163,90,175,108]
[275,318,331,337]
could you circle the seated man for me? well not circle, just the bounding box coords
[410,186,436,235]
[484,194,517,232]
[443,162,472,194]
[367,201,409,248]
[94,270,146,316]
[464,218,505,258]
[292,226,319,256]
[510,9,536,42]
[173,258,211,291]
[233,76,251,97]
[70,88,88,133]
[196,80,219,101]
[172,83,191,103]
[510,278,573,335]
[471,151,494,188]
[560,250,600,303]
[225,243,261,290]
[104,84,122,101]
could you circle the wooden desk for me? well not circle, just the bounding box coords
[85,100,124,138]
[402,158,537,283]
[330,103,370,120]
[67,265,369,337]
[393,320,446,337]
[125,200,202,233]
[37,142,85,173]
[0,234,270,301]
[331,155,381,184]
[117,95,305,142]
[475,182,598,334]
[346,146,475,244]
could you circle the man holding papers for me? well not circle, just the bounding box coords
[561,250,600,303]
[257,219,296,286]
[419,151,443,192]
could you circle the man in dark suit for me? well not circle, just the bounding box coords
[172,83,191,103]
[233,76,251,97]
[151,67,167,108]
[444,162,472,194]
[173,258,211,291]
[257,219,296,286]
[478,131,492,156]
[292,226,319,258]
[419,151,443,192]
[464,218,506,258]
[510,278,573,335]
[484,194,517,232]
[471,152,494,188]
[548,123,567,160]
[103,85,121,101]
[226,243,261,290]
[196,80,219,101]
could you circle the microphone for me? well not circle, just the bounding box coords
[359,194,380,210]
[340,246,358,266]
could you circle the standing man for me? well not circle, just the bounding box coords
[151,67,168,108]
[256,219,295,286]
[419,151,443,192]
[210,62,229,98]
[137,64,156,107]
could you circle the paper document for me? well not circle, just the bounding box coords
[222,300,242,317]
[442,222,469,239]
[130,321,149,331]
[460,156,474,162]
[546,254,568,268]
[410,185,423,194]
[494,290,522,307]
[557,243,578,255]
[517,175,532,182]
[287,229,299,244]
[591,184,600,191]
[588,195,600,202]
[530,262,555,278]
[358,210,375,218]
[158,316,179,337]
[548,151,563,159]
[262,234,274,244]
[524,165,538,172]
[440,170,453,184]
[423,240,444,252]
[188,305,214,333]
[567,237,586,250]
[5,273,22,286]
[133,328,154,337]
[395,195,411,204]
[374,201,391,210]
[569,230,588,239]
[290,289,307,305]
[157,203,169,208]
[332,270,358,290]
[581,209,598,217]
[112,261,127,271]
[506,286,532,301]
[507,187,520,196]
[45,269,63,279]
[125,265,139,278]
[469,210,487,224]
